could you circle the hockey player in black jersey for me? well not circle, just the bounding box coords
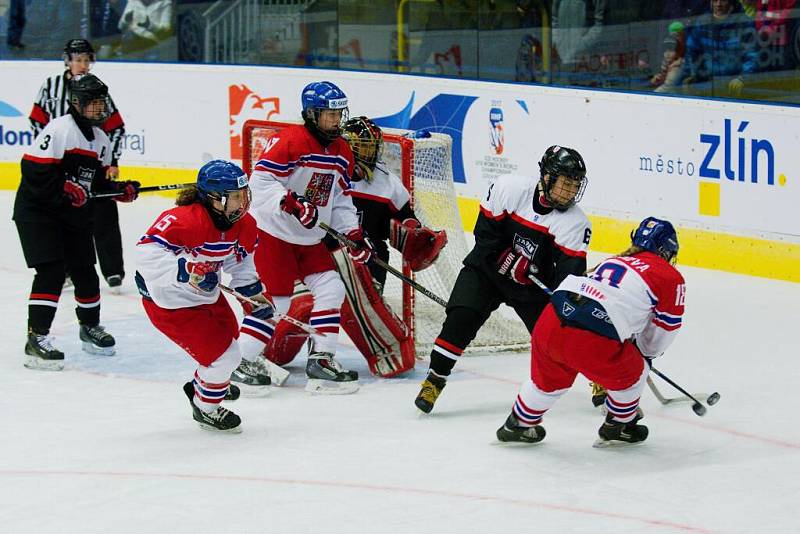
[29,39,128,292]
[415,145,591,413]
[14,74,140,371]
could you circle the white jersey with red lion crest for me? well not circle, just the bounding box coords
[249,124,359,244]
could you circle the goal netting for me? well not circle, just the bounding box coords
[242,120,530,355]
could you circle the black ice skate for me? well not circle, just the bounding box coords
[79,324,116,356]
[496,413,546,444]
[182,382,242,433]
[230,358,271,397]
[414,371,447,414]
[594,413,649,448]
[305,352,359,395]
[106,274,123,295]
[24,330,65,371]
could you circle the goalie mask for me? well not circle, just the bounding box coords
[538,145,588,211]
[69,74,111,127]
[197,160,252,231]
[343,116,383,182]
[301,81,349,142]
[632,217,679,264]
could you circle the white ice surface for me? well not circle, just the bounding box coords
[0,192,798,534]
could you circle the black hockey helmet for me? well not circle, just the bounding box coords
[63,39,96,65]
[69,74,110,126]
[343,116,383,182]
[537,145,588,210]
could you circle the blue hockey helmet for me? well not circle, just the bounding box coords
[632,217,679,263]
[197,159,251,229]
[301,81,349,140]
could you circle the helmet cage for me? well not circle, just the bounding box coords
[538,145,588,210]
[69,75,111,126]
[343,117,383,182]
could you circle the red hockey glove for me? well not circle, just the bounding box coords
[496,248,537,285]
[346,228,373,264]
[281,191,318,229]
[63,180,88,208]
[113,180,140,203]
[177,258,221,292]
[390,218,448,272]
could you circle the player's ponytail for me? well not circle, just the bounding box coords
[176,185,199,206]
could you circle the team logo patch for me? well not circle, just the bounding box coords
[305,173,334,206]
[513,233,538,259]
[561,302,575,317]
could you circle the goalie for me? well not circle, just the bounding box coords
[263,117,447,378]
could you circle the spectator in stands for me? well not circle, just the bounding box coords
[680,0,758,97]
[663,0,709,20]
[6,0,26,51]
[750,0,797,71]
[552,0,609,86]
[651,27,687,92]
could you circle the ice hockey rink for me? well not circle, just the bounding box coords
[0,191,797,534]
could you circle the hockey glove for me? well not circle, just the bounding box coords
[248,293,275,322]
[390,218,448,272]
[177,258,221,292]
[235,281,274,321]
[64,179,89,208]
[113,180,140,203]
[345,228,373,264]
[496,248,537,285]
[281,191,318,229]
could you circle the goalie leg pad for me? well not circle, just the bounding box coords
[332,248,415,378]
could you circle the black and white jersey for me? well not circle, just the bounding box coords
[349,164,415,244]
[29,71,125,166]
[14,110,113,227]
[467,173,591,302]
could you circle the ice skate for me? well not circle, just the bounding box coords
[79,324,116,356]
[496,413,546,444]
[24,330,65,371]
[230,358,271,397]
[414,371,446,414]
[593,413,648,448]
[182,382,242,433]
[106,274,123,295]
[261,356,290,386]
[305,352,359,395]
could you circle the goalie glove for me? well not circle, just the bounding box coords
[496,248,538,286]
[390,218,448,272]
[281,191,318,229]
[177,258,221,292]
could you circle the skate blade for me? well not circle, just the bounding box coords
[263,359,290,386]
[82,342,116,356]
[197,421,243,434]
[592,438,644,449]
[234,383,271,398]
[305,379,360,395]
[23,355,64,371]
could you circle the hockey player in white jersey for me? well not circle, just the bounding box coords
[248,81,372,394]
[136,160,275,432]
[496,217,685,446]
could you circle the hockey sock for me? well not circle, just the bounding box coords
[28,261,66,334]
[429,337,464,376]
[70,264,101,325]
[192,371,230,413]
[309,308,341,353]
[239,315,274,360]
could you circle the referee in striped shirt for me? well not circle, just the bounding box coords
[29,39,128,292]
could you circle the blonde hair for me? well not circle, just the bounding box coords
[585,246,647,275]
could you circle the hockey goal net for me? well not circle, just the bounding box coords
[242,120,529,355]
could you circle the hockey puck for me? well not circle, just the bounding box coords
[692,402,707,416]
[706,392,721,405]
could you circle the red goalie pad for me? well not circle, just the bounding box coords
[332,248,416,378]
[390,218,448,272]
[264,286,313,366]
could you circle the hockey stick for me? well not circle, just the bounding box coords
[649,366,720,416]
[218,284,324,336]
[91,182,195,199]
[319,222,449,308]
